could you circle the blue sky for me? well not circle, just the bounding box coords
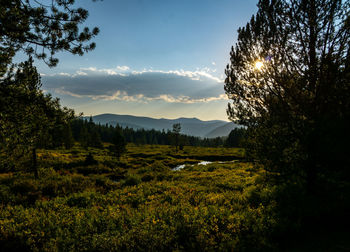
[21,0,259,121]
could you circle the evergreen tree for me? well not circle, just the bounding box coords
[90,131,103,148]
[172,123,181,152]
[62,123,74,149]
[224,128,246,148]
[0,58,74,177]
[0,0,98,176]
[79,126,89,150]
[224,0,350,185]
[0,0,99,71]
[109,129,126,160]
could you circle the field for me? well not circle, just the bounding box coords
[0,144,348,251]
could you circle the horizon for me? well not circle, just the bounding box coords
[15,0,258,121]
[88,112,231,122]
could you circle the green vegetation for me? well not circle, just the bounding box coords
[224,1,350,250]
[0,144,268,251]
[0,0,99,70]
[1,0,349,251]
[1,144,348,251]
[225,0,349,186]
[71,117,228,148]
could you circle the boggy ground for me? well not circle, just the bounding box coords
[0,144,348,251]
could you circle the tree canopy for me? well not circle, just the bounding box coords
[0,58,74,176]
[0,0,99,73]
[224,0,350,184]
[0,0,99,177]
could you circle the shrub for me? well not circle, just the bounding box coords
[141,174,154,182]
[84,153,98,166]
[123,175,141,186]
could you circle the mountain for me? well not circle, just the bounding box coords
[204,122,237,138]
[89,113,238,138]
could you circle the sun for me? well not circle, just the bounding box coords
[255,60,264,70]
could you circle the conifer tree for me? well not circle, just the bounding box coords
[63,123,75,149]
[79,126,89,150]
[109,129,126,160]
[0,0,99,72]
[0,0,98,176]
[172,123,181,152]
[224,0,350,185]
[0,58,74,177]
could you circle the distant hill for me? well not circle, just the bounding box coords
[204,122,237,138]
[89,113,238,138]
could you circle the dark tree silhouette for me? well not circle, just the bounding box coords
[224,128,246,148]
[172,123,181,152]
[225,0,350,185]
[109,129,126,160]
[0,58,74,177]
[0,0,99,72]
[0,0,99,177]
[62,124,75,149]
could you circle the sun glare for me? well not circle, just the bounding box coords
[255,61,263,70]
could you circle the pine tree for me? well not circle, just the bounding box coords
[0,58,74,177]
[90,131,103,148]
[63,123,75,149]
[109,129,126,160]
[172,123,181,152]
[224,128,246,148]
[79,126,89,150]
[0,1,98,177]
[0,0,99,71]
[224,0,350,185]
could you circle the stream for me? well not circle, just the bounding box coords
[172,160,237,171]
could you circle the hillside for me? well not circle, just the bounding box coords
[204,122,237,138]
[90,113,238,138]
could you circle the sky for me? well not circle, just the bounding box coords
[18,0,259,121]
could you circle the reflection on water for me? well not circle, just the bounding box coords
[198,161,212,166]
[173,160,237,171]
[172,164,186,171]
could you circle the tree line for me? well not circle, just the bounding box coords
[68,117,244,149]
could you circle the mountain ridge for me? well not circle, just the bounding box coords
[89,113,237,138]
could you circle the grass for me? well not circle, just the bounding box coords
[0,143,348,251]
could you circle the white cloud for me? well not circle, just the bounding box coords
[79,66,130,76]
[42,65,227,104]
[55,88,228,104]
[130,68,223,83]
[43,66,223,83]
[75,71,88,76]
[54,88,84,98]
[58,72,71,76]
[116,66,130,71]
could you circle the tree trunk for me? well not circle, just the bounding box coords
[308,0,317,94]
[32,148,38,179]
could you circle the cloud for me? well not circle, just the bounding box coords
[79,66,129,76]
[75,71,88,76]
[58,72,71,77]
[42,66,227,104]
[84,92,227,104]
[129,69,222,83]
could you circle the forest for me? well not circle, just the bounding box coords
[0,0,349,251]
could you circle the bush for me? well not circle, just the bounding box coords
[84,153,98,166]
[67,193,92,208]
[141,174,154,182]
[123,175,141,186]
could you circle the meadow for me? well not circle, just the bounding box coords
[0,144,348,251]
